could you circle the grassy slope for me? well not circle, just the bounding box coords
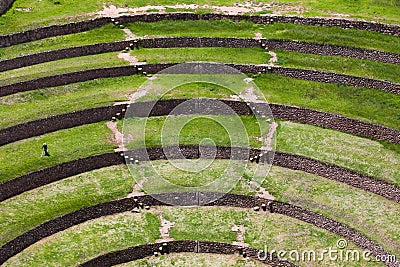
[0,76,146,129]
[132,47,271,64]
[1,20,398,61]
[129,47,400,83]
[1,112,399,185]
[254,74,400,130]
[275,50,400,84]
[161,207,380,267]
[0,2,398,265]
[276,121,400,186]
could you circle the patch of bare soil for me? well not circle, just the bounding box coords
[232,224,249,247]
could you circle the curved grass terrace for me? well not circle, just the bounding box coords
[128,48,400,83]
[1,116,399,186]
[0,122,116,183]
[3,45,400,87]
[120,116,400,186]
[0,52,129,86]
[1,163,398,257]
[1,0,400,35]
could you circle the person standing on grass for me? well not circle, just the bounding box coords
[42,143,50,157]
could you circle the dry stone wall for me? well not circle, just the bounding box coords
[1,99,399,146]
[1,37,398,72]
[0,192,397,267]
[1,13,399,48]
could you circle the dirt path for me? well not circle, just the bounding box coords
[106,121,125,151]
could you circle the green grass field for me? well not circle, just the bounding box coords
[1,2,399,266]
[0,24,126,60]
[1,19,398,62]
[0,122,116,183]
[2,73,399,130]
[121,116,400,185]
[1,0,399,35]
[1,161,397,261]
[127,20,400,53]
[0,52,128,86]
[124,253,266,267]
[3,207,381,267]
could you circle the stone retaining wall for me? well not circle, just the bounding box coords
[0,152,123,201]
[0,192,397,266]
[1,146,399,204]
[0,104,127,145]
[0,17,109,47]
[2,99,399,146]
[1,63,399,97]
[78,240,295,267]
[1,37,398,72]
[269,66,400,94]
[1,13,399,48]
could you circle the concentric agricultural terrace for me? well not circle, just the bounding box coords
[0,1,399,266]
